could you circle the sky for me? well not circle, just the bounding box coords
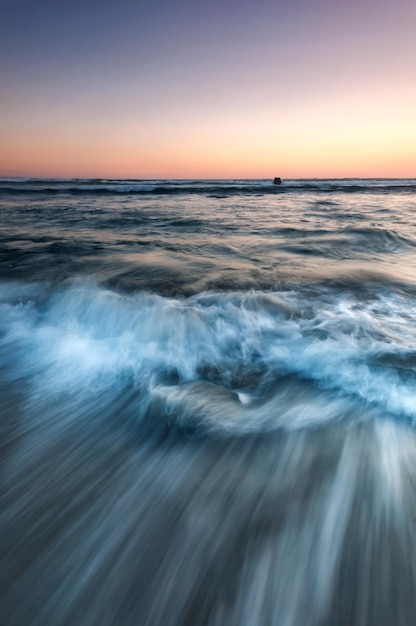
[0,0,415,178]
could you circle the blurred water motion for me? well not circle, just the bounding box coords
[1,179,416,625]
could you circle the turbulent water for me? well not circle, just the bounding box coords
[1,178,416,625]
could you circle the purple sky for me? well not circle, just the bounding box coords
[1,0,415,177]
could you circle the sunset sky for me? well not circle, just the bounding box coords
[1,0,415,178]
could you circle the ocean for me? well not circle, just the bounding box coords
[1,178,416,625]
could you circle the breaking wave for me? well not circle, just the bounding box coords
[2,280,416,433]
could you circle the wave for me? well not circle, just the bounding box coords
[3,279,416,625]
[1,179,415,196]
[1,280,416,435]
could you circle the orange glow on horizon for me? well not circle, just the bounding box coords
[1,0,415,180]
[2,102,415,180]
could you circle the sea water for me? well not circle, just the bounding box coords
[1,178,416,625]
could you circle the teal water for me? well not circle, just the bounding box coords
[1,179,416,625]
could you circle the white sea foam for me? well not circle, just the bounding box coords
[3,280,416,626]
[1,280,416,434]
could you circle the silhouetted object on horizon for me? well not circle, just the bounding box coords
[273,177,282,185]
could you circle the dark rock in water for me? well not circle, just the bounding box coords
[273,177,282,185]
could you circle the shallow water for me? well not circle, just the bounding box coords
[1,179,416,625]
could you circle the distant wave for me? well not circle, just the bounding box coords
[1,180,415,196]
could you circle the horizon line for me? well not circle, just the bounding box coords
[1,175,415,181]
